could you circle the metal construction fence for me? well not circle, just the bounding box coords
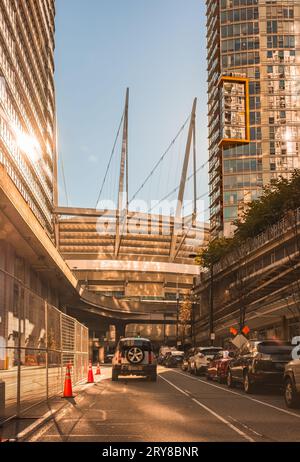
[0,269,89,424]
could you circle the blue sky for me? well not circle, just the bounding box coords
[55,0,208,215]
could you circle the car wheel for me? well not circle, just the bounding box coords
[112,370,118,382]
[243,371,255,394]
[150,373,157,382]
[227,370,235,388]
[285,378,300,409]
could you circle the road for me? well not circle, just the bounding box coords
[27,366,300,442]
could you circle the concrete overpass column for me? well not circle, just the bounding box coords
[115,322,126,342]
[282,316,289,341]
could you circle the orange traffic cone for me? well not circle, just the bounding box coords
[96,363,101,375]
[87,361,94,383]
[63,363,73,398]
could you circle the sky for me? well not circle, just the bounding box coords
[55,0,208,216]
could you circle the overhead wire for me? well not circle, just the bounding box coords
[95,111,125,208]
[56,121,69,206]
[60,153,69,206]
[128,114,191,205]
[148,160,209,213]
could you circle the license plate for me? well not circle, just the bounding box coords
[128,366,143,371]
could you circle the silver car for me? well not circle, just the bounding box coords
[284,360,300,408]
[191,347,223,376]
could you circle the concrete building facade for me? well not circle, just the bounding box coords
[0,0,57,235]
[207,0,300,238]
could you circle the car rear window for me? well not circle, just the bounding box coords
[201,348,222,356]
[119,339,152,351]
[257,341,293,355]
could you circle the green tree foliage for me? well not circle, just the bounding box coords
[197,170,300,268]
[234,169,300,240]
[196,238,234,268]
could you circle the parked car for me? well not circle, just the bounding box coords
[181,348,196,372]
[188,346,223,375]
[112,337,157,382]
[206,350,235,383]
[105,354,114,364]
[284,360,300,408]
[164,350,184,368]
[227,340,293,394]
[158,346,175,365]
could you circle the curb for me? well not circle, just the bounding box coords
[15,378,104,442]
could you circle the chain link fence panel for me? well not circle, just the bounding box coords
[0,271,89,424]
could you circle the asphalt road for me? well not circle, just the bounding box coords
[27,366,300,442]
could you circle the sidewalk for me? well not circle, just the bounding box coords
[0,366,111,442]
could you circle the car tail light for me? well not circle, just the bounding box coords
[149,351,153,364]
[117,352,122,364]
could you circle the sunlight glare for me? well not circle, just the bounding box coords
[15,128,41,162]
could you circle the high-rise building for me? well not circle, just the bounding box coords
[0,0,56,234]
[207,0,300,238]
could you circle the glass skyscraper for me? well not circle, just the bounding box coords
[0,0,56,234]
[207,0,300,238]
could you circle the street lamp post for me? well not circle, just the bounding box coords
[191,297,196,347]
[176,293,180,347]
[209,264,214,346]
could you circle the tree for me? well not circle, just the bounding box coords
[179,297,192,345]
[196,237,234,269]
[196,170,300,266]
[234,170,300,240]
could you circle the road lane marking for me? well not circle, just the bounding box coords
[227,416,264,439]
[158,374,254,442]
[169,369,300,420]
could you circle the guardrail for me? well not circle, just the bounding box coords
[211,208,300,277]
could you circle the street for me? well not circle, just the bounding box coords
[27,366,300,443]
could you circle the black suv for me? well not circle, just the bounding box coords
[227,340,293,394]
[112,337,157,381]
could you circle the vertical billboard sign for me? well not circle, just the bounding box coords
[219,76,250,146]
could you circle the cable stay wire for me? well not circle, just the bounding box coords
[56,124,69,207]
[54,111,69,207]
[60,153,69,206]
[95,110,125,208]
[128,114,191,205]
[148,160,209,213]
